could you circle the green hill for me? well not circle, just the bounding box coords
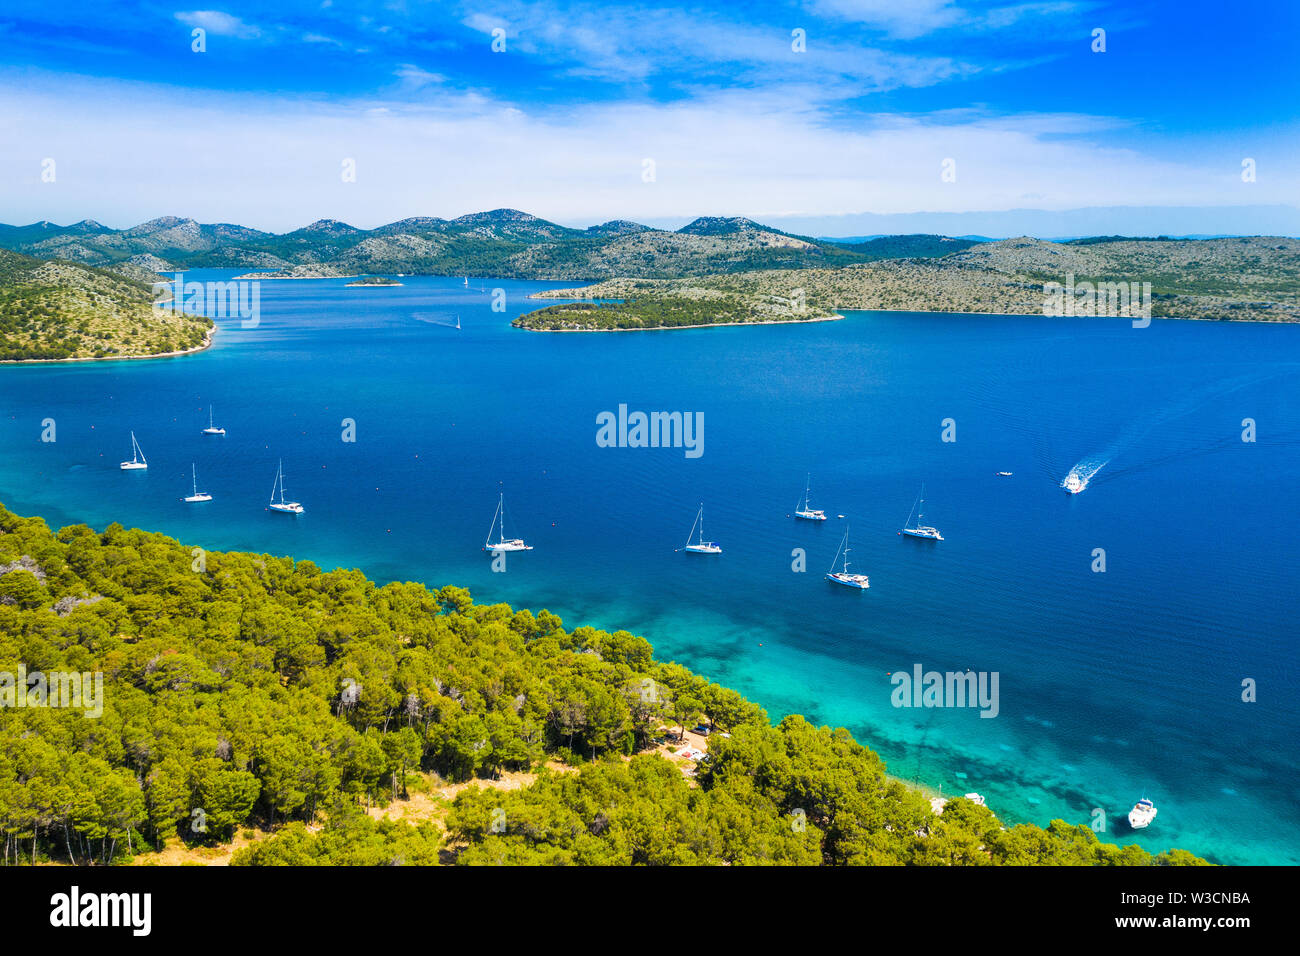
[0,248,211,361]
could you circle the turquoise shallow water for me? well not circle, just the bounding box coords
[2,272,1298,864]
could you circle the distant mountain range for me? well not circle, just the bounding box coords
[0,210,980,281]
[770,205,1300,241]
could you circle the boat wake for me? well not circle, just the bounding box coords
[410,312,461,330]
[1060,458,1108,494]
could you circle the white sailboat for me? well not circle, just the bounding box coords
[900,484,943,540]
[1128,797,1157,830]
[268,459,303,514]
[826,527,869,589]
[463,276,469,287]
[484,489,532,552]
[182,463,212,503]
[202,405,226,436]
[794,474,827,521]
[455,314,461,331]
[120,431,148,470]
[682,503,721,554]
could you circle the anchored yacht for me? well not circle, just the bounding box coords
[1128,798,1157,830]
[120,431,148,470]
[182,464,212,503]
[268,460,304,514]
[202,405,225,436]
[484,489,532,551]
[900,484,943,540]
[826,527,869,589]
[682,504,721,554]
[794,474,827,521]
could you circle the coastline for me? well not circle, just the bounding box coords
[525,290,1296,326]
[515,313,845,332]
[0,324,216,365]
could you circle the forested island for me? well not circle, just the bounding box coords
[0,502,1208,866]
[346,276,404,287]
[513,295,839,331]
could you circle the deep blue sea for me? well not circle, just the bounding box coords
[3,272,1298,865]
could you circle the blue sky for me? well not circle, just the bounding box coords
[1,0,1297,232]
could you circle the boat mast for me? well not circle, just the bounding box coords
[487,488,504,548]
[904,488,920,529]
[685,504,703,549]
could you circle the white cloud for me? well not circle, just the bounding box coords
[0,70,1294,231]
[393,64,445,90]
[173,10,262,39]
[809,0,964,38]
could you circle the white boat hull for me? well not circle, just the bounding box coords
[184,494,212,503]
[902,527,943,540]
[120,462,147,470]
[269,502,303,514]
[795,510,827,521]
[1128,804,1157,829]
[485,541,532,552]
[202,428,226,435]
[826,572,868,589]
[685,544,721,554]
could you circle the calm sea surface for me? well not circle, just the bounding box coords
[3,271,1297,864]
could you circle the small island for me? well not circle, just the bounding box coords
[513,292,840,332]
[345,275,404,287]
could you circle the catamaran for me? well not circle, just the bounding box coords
[794,474,827,521]
[202,405,226,436]
[826,527,869,589]
[682,504,721,553]
[182,464,212,503]
[120,431,148,470]
[484,489,532,552]
[268,460,303,514]
[1128,797,1157,830]
[900,484,943,540]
